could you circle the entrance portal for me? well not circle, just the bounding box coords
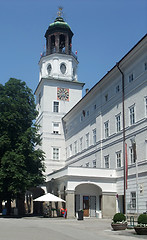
[83,196,89,217]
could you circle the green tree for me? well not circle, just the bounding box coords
[0,78,45,214]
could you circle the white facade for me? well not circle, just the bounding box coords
[35,16,147,218]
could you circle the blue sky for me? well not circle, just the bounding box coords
[0,0,146,94]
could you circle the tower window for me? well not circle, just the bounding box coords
[51,35,55,53]
[53,101,59,112]
[59,34,65,53]
[53,148,59,160]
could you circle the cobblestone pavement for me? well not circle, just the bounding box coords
[0,217,146,240]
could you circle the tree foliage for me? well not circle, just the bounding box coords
[0,78,45,202]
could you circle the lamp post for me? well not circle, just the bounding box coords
[131,137,139,216]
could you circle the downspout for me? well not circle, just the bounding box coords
[116,63,126,216]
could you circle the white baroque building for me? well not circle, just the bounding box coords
[35,14,147,218]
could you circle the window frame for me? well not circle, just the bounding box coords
[53,101,59,113]
[104,155,109,168]
[53,147,59,160]
[129,105,135,125]
[116,151,121,168]
[130,192,136,209]
[116,114,121,132]
[93,129,96,145]
[104,121,109,138]
[86,133,90,148]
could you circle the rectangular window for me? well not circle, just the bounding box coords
[80,137,83,151]
[129,73,134,82]
[116,151,121,168]
[104,155,109,168]
[53,148,59,160]
[86,133,90,148]
[129,106,135,125]
[53,122,60,134]
[69,144,72,157]
[145,62,147,71]
[93,160,96,168]
[104,121,109,138]
[53,101,59,112]
[116,115,121,132]
[93,129,96,144]
[131,192,136,209]
[130,147,135,164]
[74,141,78,154]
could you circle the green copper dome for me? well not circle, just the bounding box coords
[45,16,73,38]
[49,17,71,30]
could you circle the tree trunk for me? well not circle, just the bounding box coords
[6,198,11,215]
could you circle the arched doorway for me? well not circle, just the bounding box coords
[75,183,102,217]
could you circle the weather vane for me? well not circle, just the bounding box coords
[57,7,63,17]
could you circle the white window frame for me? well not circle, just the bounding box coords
[86,133,90,148]
[79,137,83,152]
[93,129,96,145]
[69,144,72,157]
[130,146,136,164]
[53,101,59,113]
[130,192,136,209]
[93,160,96,168]
[129,105,135,125]
[74,141,78,154]
[52,122,60,134]
[116,114,121,132]
[104,155,109,168]
[104,121,109,138]
[53,147,59,160]
[116,151,121,168]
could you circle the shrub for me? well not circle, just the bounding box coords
[113,213,126,223]
[138,214,147,224]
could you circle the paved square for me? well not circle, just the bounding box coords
[0,217,146,240]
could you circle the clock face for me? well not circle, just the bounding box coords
[47,63,52,75]
[57,88,69,101]
[60,63,66,74]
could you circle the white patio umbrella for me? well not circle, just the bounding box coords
[33,193,66,203]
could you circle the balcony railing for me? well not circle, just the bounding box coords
[40,49,78,60]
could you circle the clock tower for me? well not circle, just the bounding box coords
[35,9,84,174]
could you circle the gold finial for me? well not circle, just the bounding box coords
[57,7,63,17]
